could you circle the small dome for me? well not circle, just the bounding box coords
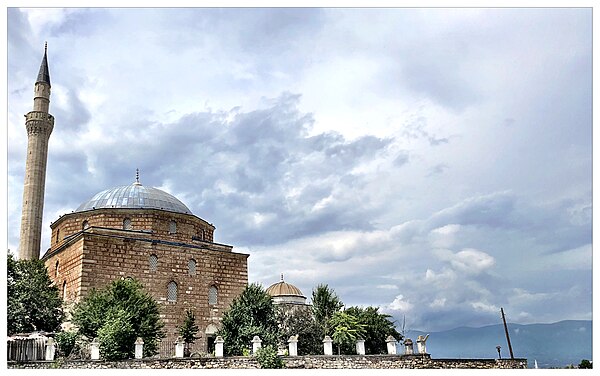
[75,182,192,215]
[266,274,306,305]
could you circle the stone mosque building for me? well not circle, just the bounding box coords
[17,46,249,354]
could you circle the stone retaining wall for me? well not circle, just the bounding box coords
[8,354,527,369]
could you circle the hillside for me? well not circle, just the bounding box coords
[402,320,592,368]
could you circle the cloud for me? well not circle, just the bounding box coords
[6,8,591,333]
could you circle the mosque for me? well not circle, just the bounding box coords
[17,46,306,355]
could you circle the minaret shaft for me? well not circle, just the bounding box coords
[19,47,54,260]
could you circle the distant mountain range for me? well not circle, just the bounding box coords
[401,320,592,369]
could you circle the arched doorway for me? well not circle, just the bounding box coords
[205,323,218,354]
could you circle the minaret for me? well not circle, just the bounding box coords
[18,43,54,260]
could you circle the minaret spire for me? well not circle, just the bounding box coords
[36,41,51,86]
[19,44,55,260]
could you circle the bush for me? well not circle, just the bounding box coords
[256,345,284,369]
[55,331,78,358]
[71,278,164,358]
[97,308,136,360]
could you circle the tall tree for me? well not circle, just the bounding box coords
[311,284,343,337]
[344,306,402,354]
[7,253,63,335]
[277,306,322,355]
[71,278,165,358]
[328,311,366,355]
[216,283,281,356]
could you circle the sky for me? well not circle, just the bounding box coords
[5,6,593,332]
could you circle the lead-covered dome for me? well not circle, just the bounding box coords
[75,181,192,214]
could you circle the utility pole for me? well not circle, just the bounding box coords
[500,307,514,359]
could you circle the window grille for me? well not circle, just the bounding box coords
[167,281,178,302]
[208,286,218,305]
[123,218,132,230]
[169,220,177,234]
[149,254,158,272]
[188,259,196,276]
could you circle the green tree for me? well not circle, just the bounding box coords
[178,309,199,356]
[578,359,592,369]
[71,278,164,359]
[328,311,366,355]
[97,308,136,360]
[311,284,343,337]
[216,283,281,356]
[277,306,322,355]
[7,253,63,335]
[344,306,402,354]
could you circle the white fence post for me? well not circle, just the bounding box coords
[134,337,144,359]
[356,338,365,355]
[323,336,333,356]
[215,336,225,358]
[175,337,185,358]
[403,338,413,355]
[288,335,298,357]
[386,335,397,355]
[90,338,100,360]
[251,336,262,355]
[45,337,56,361]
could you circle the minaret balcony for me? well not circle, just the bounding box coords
[25,111,54,124]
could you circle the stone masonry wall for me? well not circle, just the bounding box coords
[42,209,249,354]
[7,355,528,369]
[49,208,215,251]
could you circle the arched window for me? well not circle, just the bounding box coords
[169,220,177,234]
[55,261,59,277]
[82,220,89,230]
[188,259,196,276]
[62,281,67,300]
[149,254,158,272]
[167,281,178,302]
[56,229,60,244]
[208,285,218,305]
[123,218,132,230]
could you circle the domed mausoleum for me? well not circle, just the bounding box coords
[42,175,249,355]
[266,274,307,306]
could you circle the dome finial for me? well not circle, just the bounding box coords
[134,168,141,185]
[281,273,284,282]
[44,41,47,55]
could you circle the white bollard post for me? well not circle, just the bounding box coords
[91,338,100,360]
[386,335,397,355]
[175,337,185,358]
[323,336,333,356]
[45,337,56,361]
[288,335,298,357]
[403,338,413,355]
[416,334,429,354]
[251,336,262,355]
[215,336,225,358]
[134,337,144,359]
[356,338,365,355]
